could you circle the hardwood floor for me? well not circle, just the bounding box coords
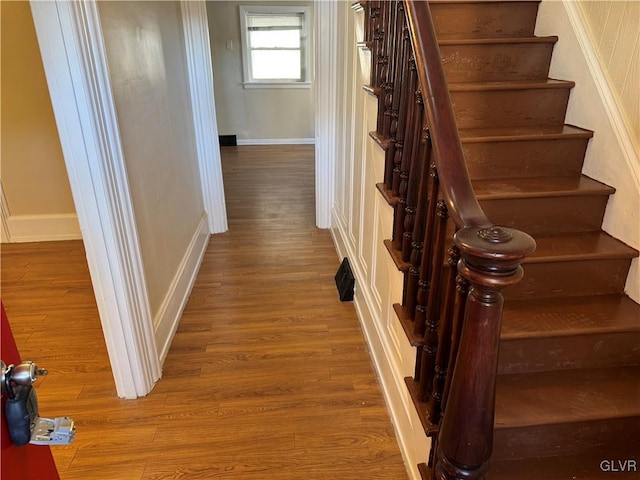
[1,145,408,479]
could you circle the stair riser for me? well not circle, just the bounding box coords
[463,137,589,180]
[441,43,554,83]
[493,417,640,461]
[505,258,633,300]
[451,87,571,128]
[479,195,609,235]
[498,333,640,375]
[431,2,538,39]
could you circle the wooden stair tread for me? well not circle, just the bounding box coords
[525,231,638,263]
[362,84,380,97]
[449,78,575,92]
[369,130,390,150]
[495,366,640,428]
[425,448,640,480]
[472,175,615,200]
[501,294,640,339]
[439,35,557,46]
[489,450,640,480]
[459,124,593,143]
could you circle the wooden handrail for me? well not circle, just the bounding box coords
[404,1,485,229]
[403,2,537,479]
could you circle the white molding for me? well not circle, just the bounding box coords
[562,0,640,186]
[236,138,316,146]
[239,5,311,85]
[181,1,228,235]
[242,82,312,90]
[1,182,11,243]
[6,214,81,243]
[31,0,160,398]
[155,213,210,364]
[314,0,338,229]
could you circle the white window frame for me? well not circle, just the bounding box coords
[239,5,311,89]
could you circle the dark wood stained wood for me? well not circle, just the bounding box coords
[369,130,391,150]
[404,377,439,436]
[383,239,411,272]
[360,0,640,476]
[439,37,557,83]
[375,182,399,207]
[393,303,424,346]
[429,1,539,40]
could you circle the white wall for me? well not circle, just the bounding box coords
[536,0,640,303]
[206,0,315,143]
[1,1,79,242]
[577,1,639,154]
[98,1,208,321]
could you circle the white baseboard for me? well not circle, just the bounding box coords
[5,213,82,242]
[155,213,210,363]
[236,138,315,146]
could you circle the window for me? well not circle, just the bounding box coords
[239,6,310,88]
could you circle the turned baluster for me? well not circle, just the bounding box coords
[368,1,380,88]
[404,147,433,322]
[393,87,423,249]
[441,273,469,415]
[384,3,409,189]
[435,226,536,480]
[428,245,460,424]
[402,124,430,262]
[413,164,439,331]
[375,2,390,133]
[363,1,373,44]
[389,50,414,193]
[370,1,382,90]
[418,200,449,400]
[382,3,401,192]
[381,1,398,139]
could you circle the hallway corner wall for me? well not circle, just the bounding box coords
[0,0,79,243]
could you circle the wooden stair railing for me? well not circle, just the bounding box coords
[355,0,640,477]
[360,1,537,478]
[405,3,537,478]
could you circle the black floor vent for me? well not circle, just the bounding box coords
[335,257,355,302]
[219,135,237,147]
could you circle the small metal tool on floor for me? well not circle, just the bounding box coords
[1,360,76,446]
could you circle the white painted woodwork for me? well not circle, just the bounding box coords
[30,0,161,399]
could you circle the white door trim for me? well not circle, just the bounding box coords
[181,1,228,234]
[30,0,160,398]
[314,0,339,229]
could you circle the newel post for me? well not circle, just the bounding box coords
[435,225,535,480]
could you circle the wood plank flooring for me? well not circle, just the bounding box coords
[1,145,408,479]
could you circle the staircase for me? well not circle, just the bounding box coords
[355,1,640,478]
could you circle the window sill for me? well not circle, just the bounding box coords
[242,82,311,90]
